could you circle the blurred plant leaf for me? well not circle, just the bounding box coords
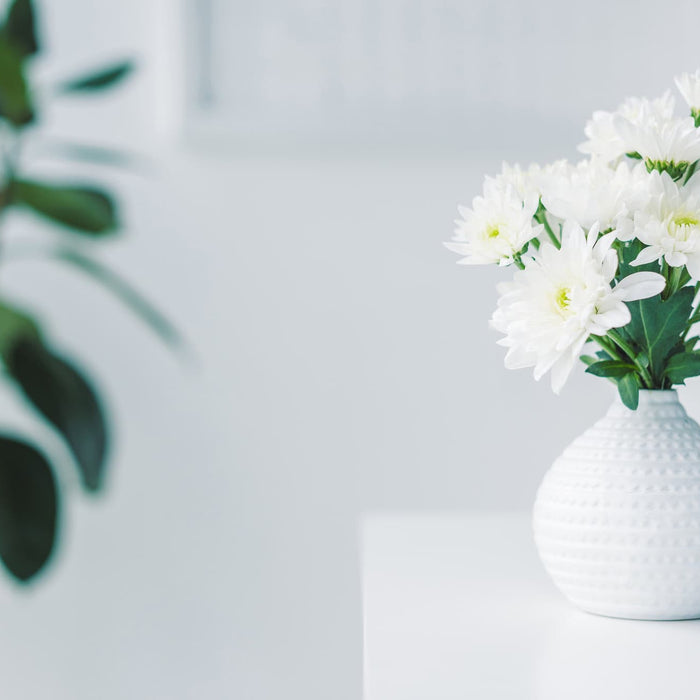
[49,248,183,351]
[41,141,136,167]
[0,302,39,362]
[4,0,38,57]
[6,338,109,492]
[0,436,57,582]
[4,246,186,354]
[13,180,118,234]
[0,35,32,125]
[58,60,134,93]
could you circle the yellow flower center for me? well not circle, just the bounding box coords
[673,214,699,227]
[555,286,571,310]
[487,225,500,239]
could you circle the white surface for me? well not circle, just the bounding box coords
[363,513,700,700]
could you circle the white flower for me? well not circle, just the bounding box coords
[491,222,666,393]
[675,70,700,112]
[541,158,653,236]
[615,111,700,169]
[445,179,542,266]
[580,94,676,163]
[485,160,567,211]
[632,171,700,278]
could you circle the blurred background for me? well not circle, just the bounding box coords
[3,0,700,698]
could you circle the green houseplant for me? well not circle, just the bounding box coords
[0,0,179,583]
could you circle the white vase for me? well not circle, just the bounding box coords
[533,389,700,620]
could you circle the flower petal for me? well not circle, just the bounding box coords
[550,334,588,394]
[592,303,631,331]
[665,251,687,268]
[593,231,616,259]
[611,271,666,301]
[632,246,662,266]
[687,254,700,281]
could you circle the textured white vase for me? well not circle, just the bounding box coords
[533,389,700,620]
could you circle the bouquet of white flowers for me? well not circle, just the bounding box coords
[447,71,700,410]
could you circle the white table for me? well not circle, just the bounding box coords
[362,513,700,700]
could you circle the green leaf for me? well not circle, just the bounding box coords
[585,360,636,378]
[6,339,109,491]
[617,374,640,410]
[580,355,598,367]
[625,287,694,382]
[0,36,32,124]
[664,352,700,385]
[59,60,134,93]
[0,436,57,582]
[4,0,38,57]
[13,180,118,234]
[0,302,39,362]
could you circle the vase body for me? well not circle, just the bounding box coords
[533,390,700,620]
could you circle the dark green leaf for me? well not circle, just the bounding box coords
[625,287,694,382]
[664,352,700,385]
[59,60,134,93]
[617,374,640,410]
[585,360,636,378]
[0,36,32,124]
[4,0,38,57]
[6,339,109,491]
[0,436,57,581]
[13,180,118,234]
[0,302,39,362]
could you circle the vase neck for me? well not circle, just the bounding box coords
[607,390,686,418]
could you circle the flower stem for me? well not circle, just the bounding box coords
[533,202,560,250]
[598,330,654,388]
[536,212,560,249]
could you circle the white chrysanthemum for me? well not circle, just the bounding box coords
[445,179,542,266]
[541,158,653,236]
[675,70,700,112]
[485,160,568,211]
[580,94,676,163]
[615,111,700,169]
[632,171,700,278]
[485,163,540,212]
[491,222,666,393]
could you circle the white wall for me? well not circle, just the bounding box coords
[2,1,700,699]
